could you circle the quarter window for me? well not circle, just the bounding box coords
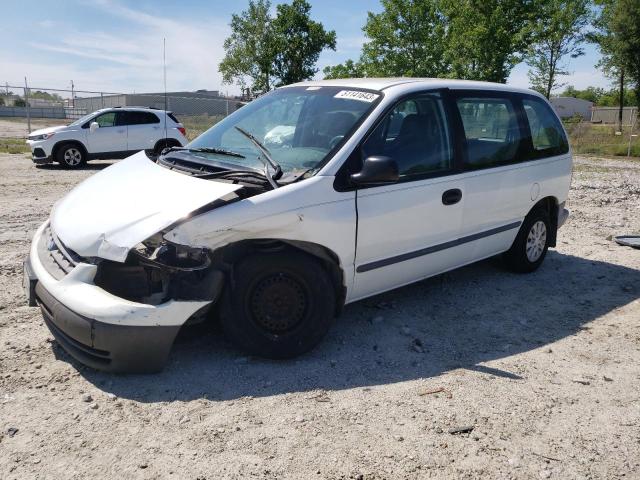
[456,97,522,169]
[126,111,160,125]
[523,98,569,157]
[362,93,453,177]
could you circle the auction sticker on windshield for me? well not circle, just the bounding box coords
[334,90,380,102]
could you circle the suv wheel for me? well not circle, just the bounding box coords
[503,207,551,273]
[152,140,180,158]
[56,144,86,168]
[220,251,336,359]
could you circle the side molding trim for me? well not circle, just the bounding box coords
[356,221,522,273]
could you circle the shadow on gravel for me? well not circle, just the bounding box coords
[70,251,639,402]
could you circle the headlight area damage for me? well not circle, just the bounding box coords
[94,236,224,310]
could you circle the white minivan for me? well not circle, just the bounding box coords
[24,79,571,372]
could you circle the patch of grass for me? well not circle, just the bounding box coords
[565,122,640,158]
[177,114,225,141]
[0,137,30,154]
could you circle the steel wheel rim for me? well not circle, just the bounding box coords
[64,148,82,166]
[249,273,308,334]
[526,220,547,262]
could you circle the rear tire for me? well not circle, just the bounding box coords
[220,251,336,359]
[56,143,86,169]
[503,207,551,273]
[152,139,181,157]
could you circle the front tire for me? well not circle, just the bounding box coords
[503,207,551,273]
[220,251,336,359]
[56,143,86,169]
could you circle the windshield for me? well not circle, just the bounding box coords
[68,112,97,127]
[188,86,382,176]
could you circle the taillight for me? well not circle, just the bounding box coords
[178,126,186,136]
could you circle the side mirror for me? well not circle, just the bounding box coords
[89,121,99,133]
[350,156,399,186]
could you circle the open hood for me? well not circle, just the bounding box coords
[50,151,242,262]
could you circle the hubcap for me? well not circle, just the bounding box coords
[63,148,82,166]
[249,273,308,334]
[526,220,547,262]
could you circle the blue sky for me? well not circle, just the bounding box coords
[0,0,610,95]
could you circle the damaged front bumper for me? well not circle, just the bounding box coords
[25,221,212,373]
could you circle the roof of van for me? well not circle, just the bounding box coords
[284,77,541,96]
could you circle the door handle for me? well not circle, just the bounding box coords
[442,188,462,205]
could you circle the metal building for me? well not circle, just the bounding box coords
[590,106,638,126]
[549,97,593,120]
[73,90,240,117]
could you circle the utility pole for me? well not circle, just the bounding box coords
[71,80,75,108]
[24,76,31,134]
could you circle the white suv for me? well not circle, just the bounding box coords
[24,79,572,372]
[26,107,188,168]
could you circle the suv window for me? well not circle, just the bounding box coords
[456,97,522,169]
[362,93,453,177]
[125,111,160,125]
[523,98,569,158]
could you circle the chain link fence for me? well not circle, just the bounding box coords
[2,80,638,158]
[564,111,639,158]
[0,81,243,140]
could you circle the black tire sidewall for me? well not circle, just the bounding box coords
[153,140,179,157]
[57,144,85,168]
[220,251,336,359]
[504,208,551,273]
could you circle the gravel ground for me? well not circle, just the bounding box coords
[0,153,639,479]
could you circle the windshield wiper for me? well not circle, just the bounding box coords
[195,169,267,181]
[161,146,246,159]
[234,126,283,187]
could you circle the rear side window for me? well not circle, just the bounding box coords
[456,97,523,169]
[167,113,180,124]
[523,98,569,158]
[126,111,160,125]
[362,93,453,177]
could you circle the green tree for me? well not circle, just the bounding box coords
[29,91,64,102]
[560,85,637,106]
[271,0,336,86]
[591,0,640,128]
[323,0,536,83]
[612,0,640,107]
[219,0,335,92]
[443,0,534,82]
[219,0,276,94]
[358,0,449,77]
[525,0,591,98]
[323,59,365,79]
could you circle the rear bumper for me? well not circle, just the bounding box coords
[26,221,210,373]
